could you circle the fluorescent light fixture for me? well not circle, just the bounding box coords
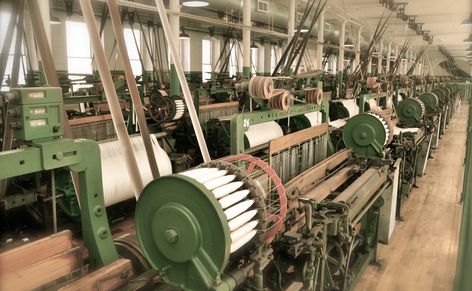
[50,15,61,25]
[344,37,354,48]
[461,13,472,26]
[182,0,209,7]
[294,26,309,33]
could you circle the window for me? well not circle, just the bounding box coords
[124,27,142,76]
[257,0,269,13]
[0,12,26,92]
[202,39,212,82]
[66,21,92,75]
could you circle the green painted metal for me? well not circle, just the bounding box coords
[396,98,424,126]
[170,64,180,96]
[55,169,81,220]
[454,82,472,291]
[8,87,64,141]
[0,87,118,267]
[135,174,231,291]
[243,66,251,79]
[342,113,387,157]
[229,102,328,154]
[418,92,439,114]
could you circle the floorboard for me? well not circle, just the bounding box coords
[355,105,467,291]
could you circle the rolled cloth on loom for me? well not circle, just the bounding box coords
[304,111,323,126]
[99,134,172,206]
[341,99,359,117]
[244,121,284,148]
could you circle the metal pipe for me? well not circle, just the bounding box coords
[316,11,325,70]
[242,0,251,77]
[169,0,180,96]
[338,20,346,72]
[79,0,144,197]
[152,0,211,162]
[107,0,160,179]
[288,0,295,38]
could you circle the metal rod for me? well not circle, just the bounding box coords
[152,0,211,162]
[107,0,161,179]
[51,170,57,233]
[79,0,144,197]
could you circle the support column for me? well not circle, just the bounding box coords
[211,36,220,72]
[354,27,362,70]
[264,43,271,75]
[189,32,201,80]
[242,0,251,77]
[288,0,295,38]
[316,11,325,70]
[378,38,383,75]
[367,32,373,75]
[169,0,180,96]
[338,20,346,72]
[386,41,392,73]
[337,20,346,98]
[257,43,264,75]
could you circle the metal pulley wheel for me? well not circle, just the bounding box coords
[342,112,390,157]
[135,154,286,290]
[396,98,425,126]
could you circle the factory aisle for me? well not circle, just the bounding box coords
[356,105,468,291]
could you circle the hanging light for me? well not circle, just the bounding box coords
[182,0,209,7]
[50,14,61,25]
[250,42,258,49]
[179,27,190,39]
[461,13,472,26]
[294,25,309,33]
[464,34,472,43]
[344,37,354,48]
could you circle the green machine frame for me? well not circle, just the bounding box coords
[230,101,329,155]
[0,87,118,267]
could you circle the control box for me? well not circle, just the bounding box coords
[8,87,64,141]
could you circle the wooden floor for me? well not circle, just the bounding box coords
[356,105,468,291]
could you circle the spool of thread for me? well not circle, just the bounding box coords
[268,89,291,111]
[341,99,359,117]
[248,76,275,99]
[305,88,323,104]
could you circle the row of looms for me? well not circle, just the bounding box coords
[0,0,471,290]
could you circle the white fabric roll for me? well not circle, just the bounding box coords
[304,111,322,126]
[100,134,172,206]
[341,99,359,117]
[329,119,347,129]
[244,121,284,147]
